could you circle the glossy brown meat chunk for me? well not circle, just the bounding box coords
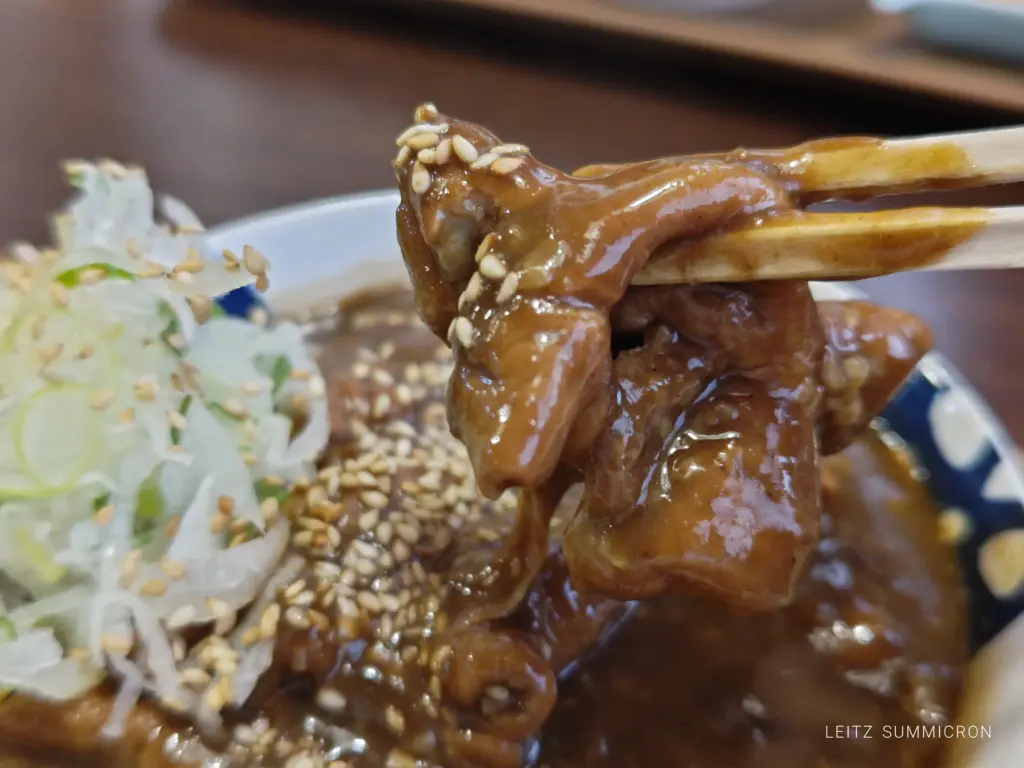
[817,300,933,454]
[393,109,934,611]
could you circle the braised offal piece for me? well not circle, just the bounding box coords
[394,104,932,609]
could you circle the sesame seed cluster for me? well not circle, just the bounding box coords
[392,102,529,352]
[189,294,522,767]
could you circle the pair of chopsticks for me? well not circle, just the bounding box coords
[594,126,1024,286]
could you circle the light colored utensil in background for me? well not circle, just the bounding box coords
[872,0,1024,67]
[599,0,779,14]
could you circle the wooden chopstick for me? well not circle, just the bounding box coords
[572,126,1024,285]
[632,206,1024,286]
[576,126,1024,200]
[769,126,1024,199]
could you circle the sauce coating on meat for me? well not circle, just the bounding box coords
[393,106,934,611]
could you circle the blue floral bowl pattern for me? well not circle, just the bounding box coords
[884,357,1024,652]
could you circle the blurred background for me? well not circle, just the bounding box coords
[1,0,1023,435]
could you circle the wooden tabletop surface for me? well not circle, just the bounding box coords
[1,0,1022,440]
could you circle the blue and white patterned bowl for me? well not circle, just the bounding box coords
[203,190,1024,765]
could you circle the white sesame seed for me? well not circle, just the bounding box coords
[396,522,420,544]
[119,549,142,585]
[459,272,483,309]
[393,539,411,562]
[470,152,499,170]
[352,538,378,559]
[359,510,380,530]
[386,750,417,768]
[189,296,213,323]
[259,497,280,522]
[203,684,226,712]
[316,688,347,713]
[490,157,525,175]
[411,161,431,195]
[233,723,257,746]
[360,490,390,509]
[395,125,423,145]
[166,410,188,431]
[492,143,529,156]
[161,559,187,580]
[452,134,479,163]
[407,132,440,151]
[474,232,495,264]
[435,138,452,164]
[180,667,212,687]
[90,389,116,411]
[285,606,310,629]
[479,253,508,280]
[133,377,157,402]
[260,604,281,638]
[358,591,383,613]
[176,247,206,274]
[384,705,406,735]
[395,122,448,146]
[453,317,476,349]
[496,271,520,303]
[100,633,133,654]
[377,521,394,545]
[38,342,63,365]
[339,596,359,618]
[207,597,232,619]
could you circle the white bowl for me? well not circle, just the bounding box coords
[201,189,1024,768]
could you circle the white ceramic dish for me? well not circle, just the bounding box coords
[202,189,1024,768]
[872,0,1024,67]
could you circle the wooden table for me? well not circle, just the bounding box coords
[1,0,1022,439]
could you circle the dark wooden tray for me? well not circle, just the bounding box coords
[414,0,1024,115]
